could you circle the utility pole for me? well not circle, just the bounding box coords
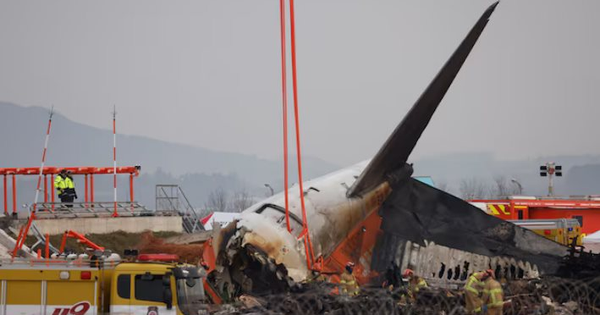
[264,184,274,197]
[510,178,523,195]
[540,162,562,196]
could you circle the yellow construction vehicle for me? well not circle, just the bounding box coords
[0,253,206,315]
[509,219,583,246]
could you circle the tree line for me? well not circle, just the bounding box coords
[456,176,522,200]
[200,187,256,217]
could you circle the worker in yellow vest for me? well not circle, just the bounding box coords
[403,268,428,301]
[55,169,77,207]
[339,262,359,296]
[463,270,489,314]
[481,269,504,315]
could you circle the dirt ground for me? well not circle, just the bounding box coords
[24,230,204,263]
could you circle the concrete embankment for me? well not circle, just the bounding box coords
[29,216,182,235]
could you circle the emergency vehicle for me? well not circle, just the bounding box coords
[470,196,600,245]
[0,254,206,315]
[508,219,582,246]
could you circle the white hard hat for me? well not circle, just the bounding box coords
[106,253,121,262]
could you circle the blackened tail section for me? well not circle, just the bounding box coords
[348,2,499,197]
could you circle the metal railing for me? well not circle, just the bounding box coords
[32,201,151,218]
[155,185,204,233]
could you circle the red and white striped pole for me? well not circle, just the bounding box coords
[112,107,118,217]
[32,107,54,214]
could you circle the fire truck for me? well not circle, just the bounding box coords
[0,254,206,315]
[470,196,600,245]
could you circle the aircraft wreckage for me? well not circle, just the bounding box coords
[201,2,595,300]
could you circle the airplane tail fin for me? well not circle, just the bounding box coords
[348,2,499,197]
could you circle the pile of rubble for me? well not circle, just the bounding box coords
[137,231,204,264]
[209,277,600,315]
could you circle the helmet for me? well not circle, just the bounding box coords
[59,169,67,174]
[403,268,414,278]
[486,269,496,279]
[345,262,355,274]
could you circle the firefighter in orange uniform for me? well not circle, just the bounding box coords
[463,270,489,314]
[403,269,428,301]
[481,269,504,315]
[339,262,359,296]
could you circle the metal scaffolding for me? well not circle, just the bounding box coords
[156,184,204,233]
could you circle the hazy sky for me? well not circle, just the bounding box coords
[1,0,599,166]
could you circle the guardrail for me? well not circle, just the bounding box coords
[31,201,152,218]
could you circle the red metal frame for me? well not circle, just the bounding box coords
[0,166,141,176]
[3,175,6,214]
[0,166,140,216]
[84,174,89,205]
[12,174,16,214]
[45,233,50,260]
[90,174,95,203]
[43,175,48,203]
[50,174,55,211]
[59,230,105,253]
[12,213,36,257]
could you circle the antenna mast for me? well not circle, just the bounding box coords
[112,106,118,217]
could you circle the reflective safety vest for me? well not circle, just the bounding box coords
[339,272,359,296]
[409,277,428,295]
[406,277,428,301]
[482,279,504,308]
[54,175,74,194]
[414,278,428,292]
[464,272,485,295]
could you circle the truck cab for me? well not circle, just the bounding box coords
[110,261,205,315]
[0,254,206,315]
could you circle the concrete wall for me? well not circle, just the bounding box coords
[29,216,183,235]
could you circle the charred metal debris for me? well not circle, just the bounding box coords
[207,276,600,315]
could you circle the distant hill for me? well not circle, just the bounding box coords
[566,164,600,196]
[0,102,339,209]
[2,101,598,211]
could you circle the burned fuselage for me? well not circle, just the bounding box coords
[209,162,567,296]
[212,162,391,293]
[205,1,571,298]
